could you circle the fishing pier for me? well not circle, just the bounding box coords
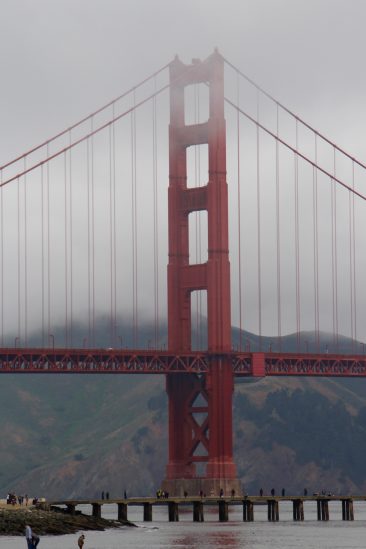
[49,495,364,522]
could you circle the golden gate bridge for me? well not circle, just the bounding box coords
[1,50,366,495]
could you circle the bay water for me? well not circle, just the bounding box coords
[2,501,366,548]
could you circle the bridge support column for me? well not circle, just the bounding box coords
[168,501,179,522]
[118,503,128,521]
[143,502,152,522]
[243,500,254,521]
[293,499,304,521]
[267,500,279,522]
[342,499,354,521]
[92,503,101,518]
[66,504,76,516]
[163,49,241,498]
[193,501,204,522]
[219,500,229,522]
[317,499,329,521]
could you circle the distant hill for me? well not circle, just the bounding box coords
[1,320,366,498]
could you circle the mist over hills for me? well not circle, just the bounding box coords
[1,319,366,499]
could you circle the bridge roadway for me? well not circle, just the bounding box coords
[48,495,366,522]
[1,348,366,376]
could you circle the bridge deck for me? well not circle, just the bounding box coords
[1,349,366,376]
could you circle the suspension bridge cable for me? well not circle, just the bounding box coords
[46,144,51,346]
[295,120,300,350]
[349,163,354,348]
[225,98,366,202]
[69,131,74,347]
[236,72,243,351]
[17,176,20,343]
[0,62,171,173]
[109,122,114,347]
[91,120,96,347]
[0,84,170,189]
[223,57,366,173]
[256,90,262,351]
[41,164,45,346]
[64,150,68,346]
[313,135,320,351]
[0,170,3,346]
[24,159,28,345]
[275,105,282,351]
[86,135,91,346]
[352,162,357,346]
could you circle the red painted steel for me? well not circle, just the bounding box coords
[1,349,366,376]
[165,50,237,487]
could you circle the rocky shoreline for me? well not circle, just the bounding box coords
[0,506,135,536]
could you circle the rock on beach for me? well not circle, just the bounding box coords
[0,506,134,536]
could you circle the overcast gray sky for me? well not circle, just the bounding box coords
[1,0,366,345]
[1,0,366,162]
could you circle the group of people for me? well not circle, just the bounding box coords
[6,493,29,505]
[25,526,85,548]
[156,489,169,498]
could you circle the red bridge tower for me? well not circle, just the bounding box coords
[163,51,242,496]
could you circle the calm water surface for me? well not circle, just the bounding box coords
[2,502,366,548]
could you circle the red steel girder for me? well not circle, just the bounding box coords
[0,349,366,376]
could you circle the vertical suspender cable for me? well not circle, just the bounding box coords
[131,92,138,347]
[349,166,354,348]
[17,176,21,343]
[275,105,281,352]
[112,106,117,347]
[69,131,73,346]
[47,144,51,345]
[41,165,45,346]
[313,135,320,350]
[109,122,113,346]
[352,161,357,348]
[64,151,68,346]
[294,121,300,350]
[87,134,91,346]
[330,176,335,349]
[24,159,28,345]
[256,90,262,351]
[236,71,243,351]
[333,150,339,350]
[153,79,159,348]
[91,119,96,346]
[0,169,3,346]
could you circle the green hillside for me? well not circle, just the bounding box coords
[1,325,366,498]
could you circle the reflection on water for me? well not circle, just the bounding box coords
[173,526,242,548]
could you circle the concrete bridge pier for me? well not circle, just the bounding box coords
[118,502,128,521]
[66,504,76,516]
[219,500,229,521]
[243,499,254,521]
[168,501,179,522]
[317,499,329,521]
[193,501,204,522]
[342,499,354,521]
[92,503,101,518]
[293,499,304,521]
[143,502,153,521]
[267,499,279,521]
